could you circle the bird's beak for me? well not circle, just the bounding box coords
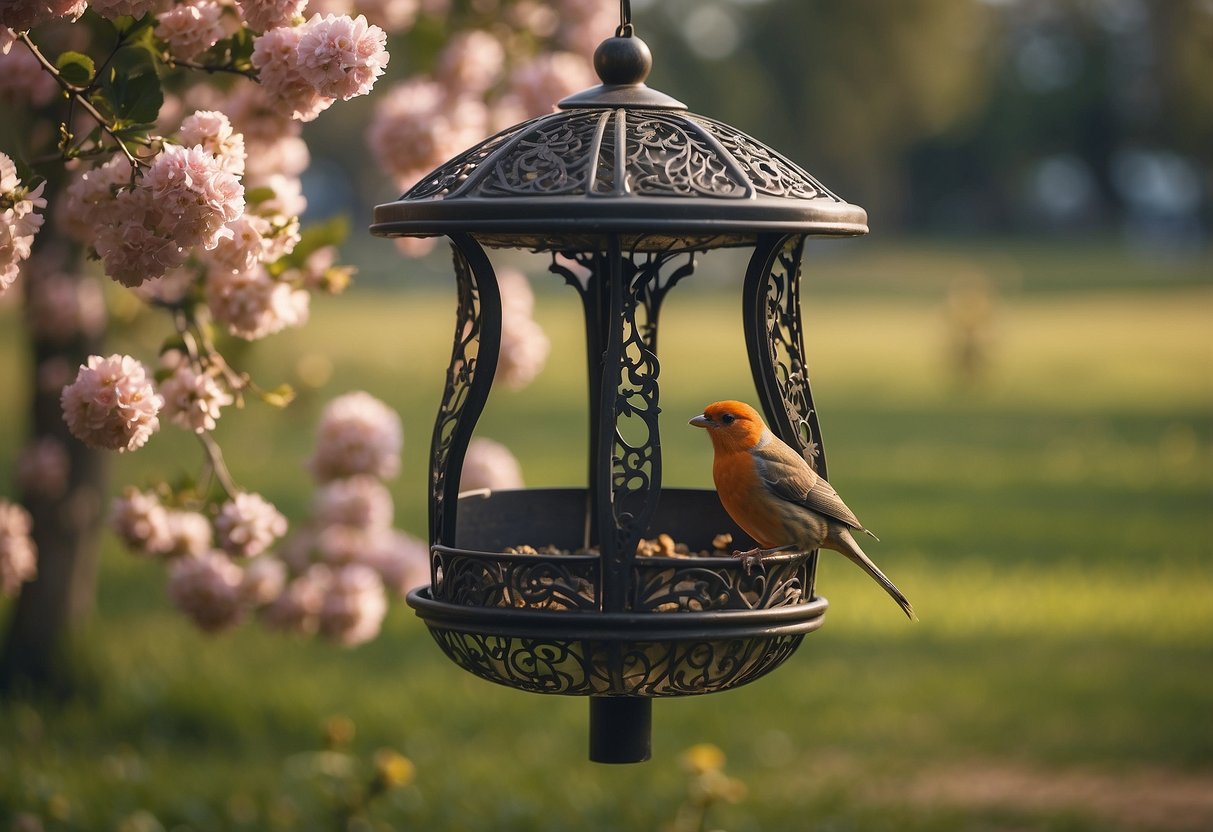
[689,414,710,428]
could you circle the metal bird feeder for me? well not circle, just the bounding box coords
[370,6,867,763]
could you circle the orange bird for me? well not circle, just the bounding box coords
[690,400,914,619]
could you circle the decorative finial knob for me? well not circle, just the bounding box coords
[594,33,653,87]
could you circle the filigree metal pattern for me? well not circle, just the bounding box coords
[693,115,844,203]
[427,628,807,697]
[632,556,808,612]
[433,550,598,611]
[625,114,747,198]
[429,237,501,547]
[404,118,538,201]
[481,111,605,197]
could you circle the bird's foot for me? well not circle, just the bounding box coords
[731,548,767,575]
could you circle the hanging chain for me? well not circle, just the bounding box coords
[617,0,634,36]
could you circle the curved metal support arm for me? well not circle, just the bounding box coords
[742,233,827,478]
[429,233,502,548]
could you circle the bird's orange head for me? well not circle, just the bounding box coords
[689,400,768,454]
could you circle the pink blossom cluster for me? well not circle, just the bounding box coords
[158,355,235,434]
[0,498,38,597]
[237,0,307,32]
[60,354,163,452]
[252,13,388,122]
[110,487,214,558]
[214,491,288,558]
[0,0,87,32]
[205,262,310,340]
[263,392,422,645]
[167,550,247,632]
[0,40,58,107]
[1,152,47,296]
[309,391,402,482]
[555,0,619,57]
[494,268,549,390]
[93,143,245,288]
[506,51,596,118]
[305,0,419,33]
[155,0,226,61]
[460,437,524,493]
[88,0,165,20]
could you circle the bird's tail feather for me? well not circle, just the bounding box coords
[832,526,915,621]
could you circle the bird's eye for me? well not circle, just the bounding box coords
[722,413,736,425]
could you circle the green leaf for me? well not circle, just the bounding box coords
[260,384,296,409]
[55,51,96,88]
[277,217,350,271]
[244,186,278,208]
[100,46,163,126]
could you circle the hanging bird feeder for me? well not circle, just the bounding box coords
[370,4,867,763]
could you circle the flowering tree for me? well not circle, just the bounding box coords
[0,0,602,692]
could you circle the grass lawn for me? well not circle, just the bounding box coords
[1,238,1211,831]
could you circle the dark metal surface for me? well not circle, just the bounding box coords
[590,697,651,764]
[408,586,827,697]
[428,236,501,547]
[370,108,867,251]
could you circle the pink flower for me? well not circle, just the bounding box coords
[158,360,234,434]
[58,155,132,244]
[350,0,418,32]
[0,0,87,31]
[295,13,388,101]
[309,391,402,482]
[362,529,428,596]
[167,550,246,632]
[163,509,213,558]
[262,563,330,634]
[238,0,307,32]
[205,264,310,340]
[61,354,164,452]
[556,0,619,57]
[460,437,524,492]
[318,563,387,646]
[141,143,245,249]
[88,0,164,20]
[0,498,37,597]
[241,555,287,605]
[508,51,596,117]
[215,492,288,558]
[436,30,504,96]
[16,437,69,500]
[252,25,335,121]
[0,41,58,106]
[93,189,187,288]
[156,0,226,61]
[497,311,550,391]
[496,267,534,318]
[110,488,173,556]
[313,475,393,529]
[1,152,46,295]
[178,110,247,176]
[366,78,488,190]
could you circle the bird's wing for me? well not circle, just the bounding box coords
[751,436,866,530]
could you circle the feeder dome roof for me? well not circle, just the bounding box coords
[370,34,867,252]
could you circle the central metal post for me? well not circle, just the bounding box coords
[589,696,652,763]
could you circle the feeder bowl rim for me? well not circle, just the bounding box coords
[431,542,814,569]
[407,586,828,641]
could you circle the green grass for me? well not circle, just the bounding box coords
[1,240,1211,831]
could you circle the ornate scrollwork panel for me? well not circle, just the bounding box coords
[596,245,698,611]
[743,234,826,477]
[632,556,808,612]
[427,628,807,697]
[429,236,501,548]
[404,118,539,201]
[433,551,599,611]
[480,110,606,197]
[693,115,844,203]
[625,113,747,198]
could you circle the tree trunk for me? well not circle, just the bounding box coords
[1,260,107,698]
